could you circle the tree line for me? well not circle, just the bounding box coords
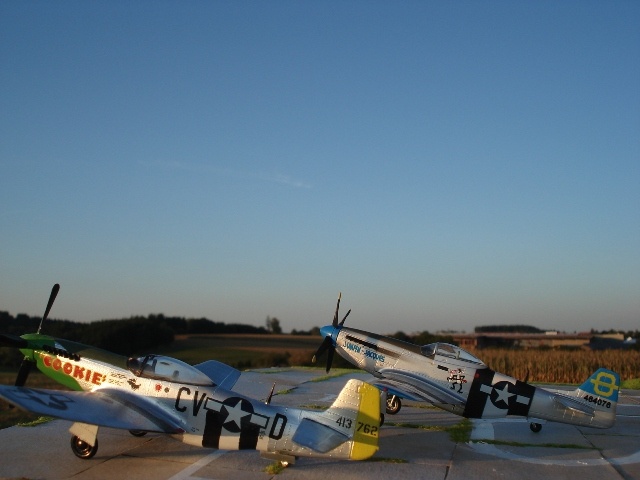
[0,310,269,366]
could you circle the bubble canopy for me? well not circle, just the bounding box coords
[127,354,213,386]
[419,343,485,365]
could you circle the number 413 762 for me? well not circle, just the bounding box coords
[357,421,378,435]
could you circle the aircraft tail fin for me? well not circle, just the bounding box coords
[572,368,620,427]
[530,368,620,429]
[292,379,380,460]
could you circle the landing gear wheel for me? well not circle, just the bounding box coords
[70,435,98,459]
[386,395,401,415]
[129,430,147,437]
[529,422,542,433]
[380,413,385,426]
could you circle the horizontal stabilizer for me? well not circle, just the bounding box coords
[292,418,348,453]
[552,394,595,416]
[194,360,241,389]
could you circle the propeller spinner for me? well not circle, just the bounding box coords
[312,293,350,373]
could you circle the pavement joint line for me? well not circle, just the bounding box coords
[167,450,228,480]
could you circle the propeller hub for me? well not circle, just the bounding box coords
[320,324,336,342]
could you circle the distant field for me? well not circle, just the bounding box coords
[467,347,640,384]
[154,334,329,368]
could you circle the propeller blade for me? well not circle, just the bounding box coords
[38,283,60,334]
[0,333,28,348]
[332,293,341,327]
[15,358,32,387]
[339,308,351,326]
[312,336,333,364]
[44,283,60,321]
[326,346,335,373]
[314,293,347,370]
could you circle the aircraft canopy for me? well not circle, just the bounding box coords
[420,343,485,365]
[127,354,214,386]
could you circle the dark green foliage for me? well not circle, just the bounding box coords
[0,310,268,364]
[77,319,174,355]
[265,316,282,334]
[0,345,22,367]
[224,323,268,334]
[391,331,411,342]
[291,326,320,336]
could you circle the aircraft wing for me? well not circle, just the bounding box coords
[0,385,184,433]
[374,368,467,406]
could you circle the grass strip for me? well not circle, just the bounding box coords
[264,461,286,474]
[18,416,53,427]
[386,418,473,443]
[367,457,408,463]
[309,369,355,383]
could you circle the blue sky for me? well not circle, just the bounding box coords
[1,2,638,334]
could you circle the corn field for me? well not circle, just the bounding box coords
[466,348,640,384]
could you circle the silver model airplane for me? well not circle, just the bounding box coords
[313,294,620,433]
[0,285,380,465]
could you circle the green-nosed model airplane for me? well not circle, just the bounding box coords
[0,285,380,465]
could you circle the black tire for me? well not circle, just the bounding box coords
[386,395,401,415]
[379,413,385,426]
[529,422,542,433]
[129,430,147,437]
[70,435,98,459]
